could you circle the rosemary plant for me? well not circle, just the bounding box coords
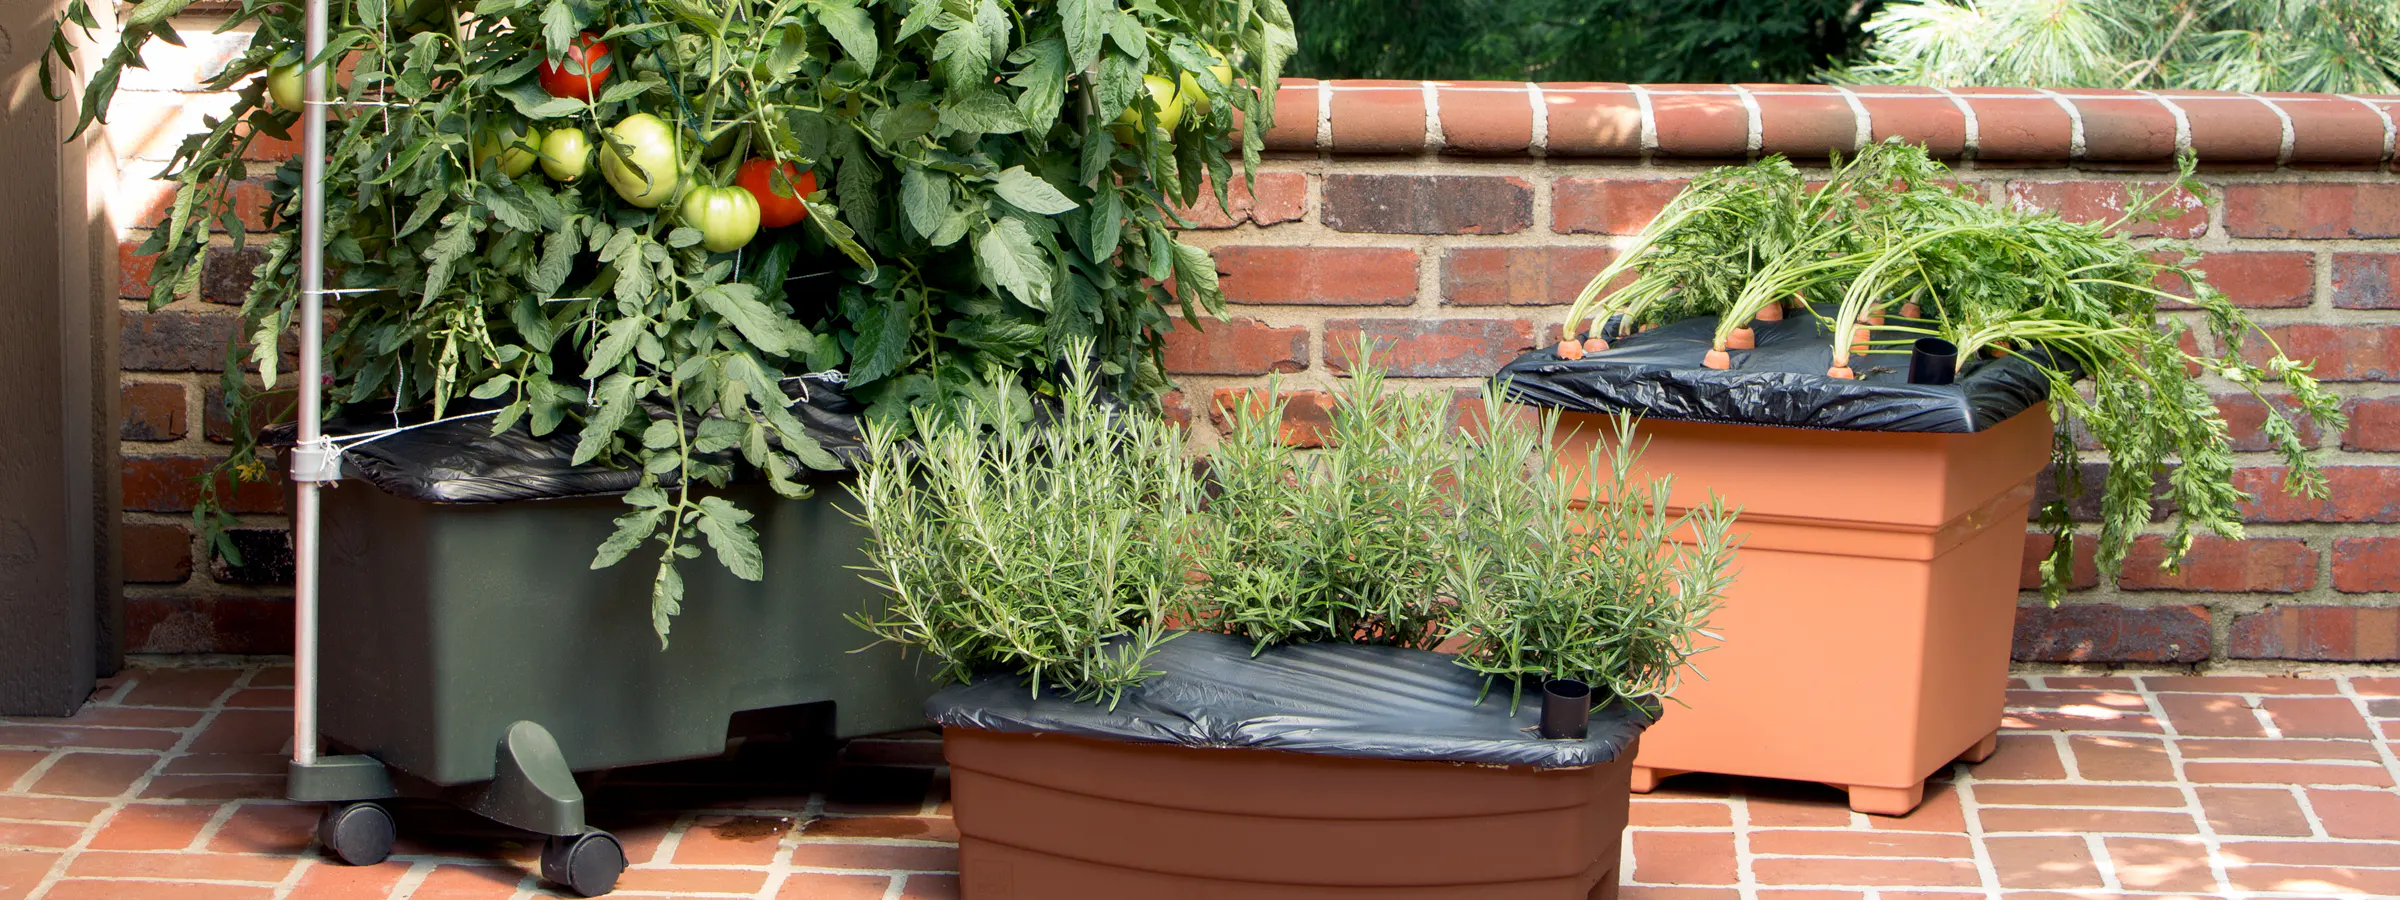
[851,344,1739,708]
[1186,345,1737,700]
[847,348,1198,705]
[1192,347,1456,651]
[1439,396,1738,707]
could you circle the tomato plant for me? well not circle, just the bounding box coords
[47,0,1296,641]
[681,185,762,253]
[537,31,613,101]
[735,159,813,228]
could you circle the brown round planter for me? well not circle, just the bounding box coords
[945,727,1634,898]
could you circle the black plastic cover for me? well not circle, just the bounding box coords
[276,375,862,504]
[925,631,1656,770]
[1498,313,2056,433]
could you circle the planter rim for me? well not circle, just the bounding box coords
[927,631,1656,770]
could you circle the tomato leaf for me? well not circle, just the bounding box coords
[976,218,1052,310]
[697,282,807,357]
[814,1,879,71]
[694,496,764,581]
[846,290,917,385]
[991,166,1077,215]
[899,166,953,239]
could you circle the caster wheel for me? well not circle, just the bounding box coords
[541,831,625,897]
[316,802,396,867]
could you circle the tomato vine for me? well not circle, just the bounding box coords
[49,0,1294,642]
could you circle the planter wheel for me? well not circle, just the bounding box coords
[541,830,625,897]
[316,802,396,867]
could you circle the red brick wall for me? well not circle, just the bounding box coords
[106,28,2400,665]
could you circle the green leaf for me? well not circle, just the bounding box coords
[934,24,991,86]
[802,193,878,278]
[1061,0,1108,70]
[540,0,577,60]
[937,89,1026,135]
[898,0,945,41]
[695,496,765,581]
[591,490,665,568]
[1107,12,1150,61]
[470,374,516,400]
[530,228,577,297]
[975,0,1011,56]
[816,1,880,70]
[651,563,684,645]
[423,217,477,300]
[1007,39,1070,133]
[694,417,744,453]
[899,166,953,239]
[697,283,806,356]
[596,78,656,105]
[584,316,646,379]
[641,418,681,449]
[1170,239,1223,314]
[480,185,539,232]
[847,291,917,384]
[571,372,639,465]
[991,166,1077,215]
[976,218,1052,310]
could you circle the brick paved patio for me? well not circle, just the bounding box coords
[3,663,2397,899]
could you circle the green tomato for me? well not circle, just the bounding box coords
[472,122,539,178]
[539,128,591,182]
[1178,48,1234,115]
[1112,74,1188,143]
[600,113,682,208]
[680,185,762,253]
[265,64,303,113]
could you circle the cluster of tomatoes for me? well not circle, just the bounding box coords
[264,32,816,254]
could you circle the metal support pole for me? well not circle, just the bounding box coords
[291,0,332,768]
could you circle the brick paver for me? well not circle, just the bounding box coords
[3,664,2397,898]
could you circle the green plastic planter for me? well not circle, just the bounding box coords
[293,481,929,893]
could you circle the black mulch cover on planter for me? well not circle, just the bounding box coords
[1497,312,2057,433]
[926,631,1657,769]
[269,374,862,503]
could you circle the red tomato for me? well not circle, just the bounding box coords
[538,33,614,101]
[734,159,816,228]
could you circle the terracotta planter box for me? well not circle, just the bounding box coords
[1555,404,2052,814]
[945,727,1634,898]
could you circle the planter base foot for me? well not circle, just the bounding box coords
[1844,782,1926,816]
[1629,766,1683,794]
[1957,729,2001,764]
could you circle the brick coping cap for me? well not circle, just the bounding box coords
[1267,79,2400,166]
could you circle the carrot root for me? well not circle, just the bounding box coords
[1754,303,1785,322]
[1556,339,1585,361]
[1826,365,1855,379]
[1581,336,1611,353]
[1703,348,1732,370]
[1727,327,1757,350]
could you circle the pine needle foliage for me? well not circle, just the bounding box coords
[1559,141,2343,601]
[1835,0,2400,93]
